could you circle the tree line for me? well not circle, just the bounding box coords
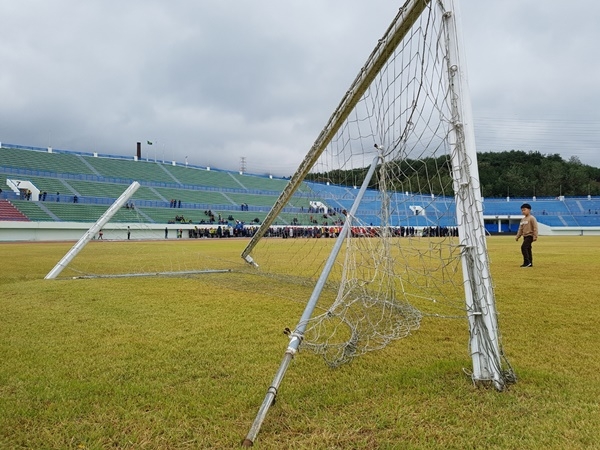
[305,150,600,198]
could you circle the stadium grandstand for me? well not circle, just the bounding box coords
[1,143,599,241]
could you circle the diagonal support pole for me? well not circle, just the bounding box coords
[45,181,140,279]
[242,152,382,447]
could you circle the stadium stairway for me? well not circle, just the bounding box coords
[0,200,30,221]
[36,202,61,221]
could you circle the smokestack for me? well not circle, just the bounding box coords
[136,142,141,159]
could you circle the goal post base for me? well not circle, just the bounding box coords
[243,255,258,268]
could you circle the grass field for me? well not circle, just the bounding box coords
[1,236,599,449]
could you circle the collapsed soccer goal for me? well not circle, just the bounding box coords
[45,181,232,280]
[242,0,515,445]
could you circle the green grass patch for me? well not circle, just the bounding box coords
[1,236,599,449]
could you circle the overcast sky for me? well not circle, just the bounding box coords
[1,0,599,176]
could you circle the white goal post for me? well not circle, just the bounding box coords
[243,0,515,445]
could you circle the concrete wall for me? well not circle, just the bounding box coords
[484,215,600,236]
[1,220,599,242]
[0,221,219,242]
[539,223,600,236]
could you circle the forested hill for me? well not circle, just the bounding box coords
[306,150,600,198]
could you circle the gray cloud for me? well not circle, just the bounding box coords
[1,0,599,176]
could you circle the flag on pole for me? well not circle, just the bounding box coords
[147,141,153,145]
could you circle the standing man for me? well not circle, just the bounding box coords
[127,226,131,240]
[515,203,538,267]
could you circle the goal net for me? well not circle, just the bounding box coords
[243,2,514,441]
